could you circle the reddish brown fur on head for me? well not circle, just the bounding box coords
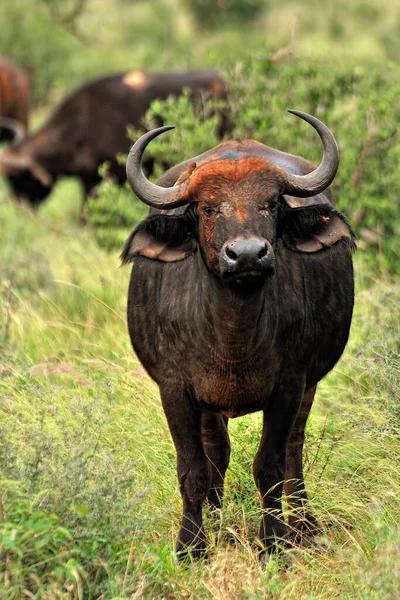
[163,156,282,276]
[181,157,283,201]
[124,121,353,281]
[126,113,340,212]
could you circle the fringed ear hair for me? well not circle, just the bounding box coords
[121,212,197,264]
[282,207,355,253]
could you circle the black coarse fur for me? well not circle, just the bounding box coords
[125,142,355,560]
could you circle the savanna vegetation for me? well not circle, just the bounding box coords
[1,0,399,598]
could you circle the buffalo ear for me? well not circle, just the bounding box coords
[282,207,355,253]
[121,213,197,263]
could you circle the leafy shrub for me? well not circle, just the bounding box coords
[0,384,145,597]
[228,57,400,274]
[0,481,91,598]
[183,0,267,29]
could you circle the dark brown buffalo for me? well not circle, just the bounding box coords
[122,111,355,558]
[0,55,30,143]
[0,69,231,209]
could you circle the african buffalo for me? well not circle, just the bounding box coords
[0,69,231,210]
[122,111,355,558]
[0,55,30,143]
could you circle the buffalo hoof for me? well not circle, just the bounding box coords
[206,488,224,509]
[287,513,321,546]
[176,530,208,561]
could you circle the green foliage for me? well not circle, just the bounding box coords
[183,0,267,29]
[0,0,188,104]
[0,0,82,103]
[130,89,226,171]
[85,168,148,253]
[0,481,90,598]
[3,0,400,106]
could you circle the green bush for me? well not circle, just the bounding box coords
[0,481,91,598]
[183,0,267,29]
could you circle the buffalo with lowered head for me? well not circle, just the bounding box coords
[122,111,355,558]
[0,69,231,210]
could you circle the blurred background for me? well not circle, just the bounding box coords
[2,0,399,270]
[3,0,400,98]
[0,1,399,598]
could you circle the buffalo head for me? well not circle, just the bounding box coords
[0,145,53,206]
[0,114,53,206]
[123,111,354,288]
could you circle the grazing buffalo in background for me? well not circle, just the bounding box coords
[0,55,30,143]
[122,111,355,558]
[0,69,231,210]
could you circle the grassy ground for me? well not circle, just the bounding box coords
[0,181,399,598]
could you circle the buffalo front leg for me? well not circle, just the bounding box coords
[284,384,320,542]
[160,387,210,558]
[201,410,230,508]
[253,379,305,554]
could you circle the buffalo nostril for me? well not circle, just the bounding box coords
[225,245,237,260]
[258,244,269,259]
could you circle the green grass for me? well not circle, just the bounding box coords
[0,181,399,599]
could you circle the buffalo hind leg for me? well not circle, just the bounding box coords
[253,378,305,555]
[160,387,210,558]
[201,410,230,508]
[284,384,320,543]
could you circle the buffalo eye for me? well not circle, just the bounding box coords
[202,206,216,217]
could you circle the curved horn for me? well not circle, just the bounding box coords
[0,117,26,145]
[0,151,52,186]
[282,110,339,198]
[126,126,187,209]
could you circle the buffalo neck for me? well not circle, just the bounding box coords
[194,255,277,361]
